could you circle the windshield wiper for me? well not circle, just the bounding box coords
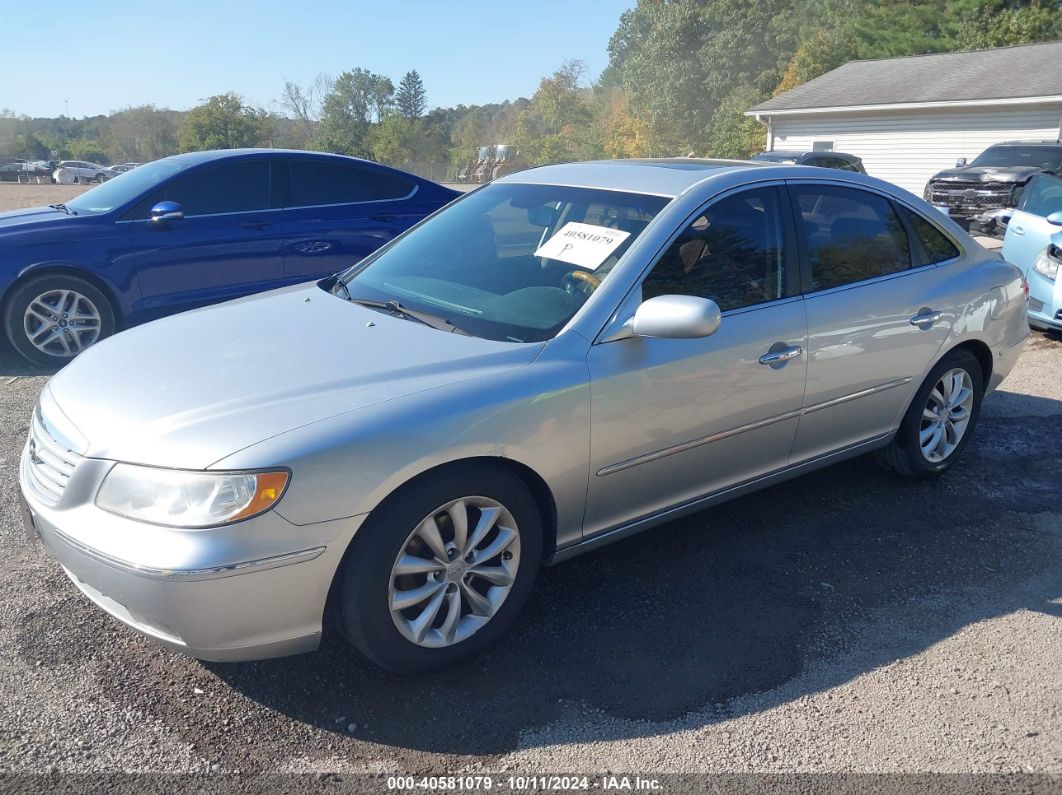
[48,203,77,216]
[348,296,469,335]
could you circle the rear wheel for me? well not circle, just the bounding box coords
[4,274,116,367]
[338,465,542,674]
[876,349,983,479]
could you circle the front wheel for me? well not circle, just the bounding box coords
[338,465,542,674]
[876,349,983,479]
[4,274,116,367]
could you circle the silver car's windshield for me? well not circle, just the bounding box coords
[340,183,670,343]
[65,159,188,214]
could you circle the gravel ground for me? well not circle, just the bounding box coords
[0,183,1058,788]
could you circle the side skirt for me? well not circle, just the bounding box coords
[547,433,892,565]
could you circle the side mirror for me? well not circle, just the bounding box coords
[150,200,184,224]
[1047,210,1062,227]
[630,295,721,339]
[955,158,968,168]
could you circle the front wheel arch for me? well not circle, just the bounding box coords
[4,264,122,328]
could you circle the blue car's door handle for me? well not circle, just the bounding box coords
[369,213,396,222]
[240,221,272,230]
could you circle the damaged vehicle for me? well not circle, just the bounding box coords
[924,140,1062,233]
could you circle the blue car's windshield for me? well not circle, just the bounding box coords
[340,182,670,343]
[65,159,188,214]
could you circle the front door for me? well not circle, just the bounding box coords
[126,158,286,317]
[585,185,808,536]
[787,182,960,461]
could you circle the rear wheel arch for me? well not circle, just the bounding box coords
[945,338,993,392]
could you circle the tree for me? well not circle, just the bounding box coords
[317,68,393,156]
[958,0,1062,48]
[395,70,427,120]
[178,93,272,152]
[278,74,332,149]
[104,105,178,162]
[514,61,599,165]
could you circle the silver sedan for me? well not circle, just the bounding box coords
[19,160,1029,673]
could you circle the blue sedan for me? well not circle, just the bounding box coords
[0,149,459,365]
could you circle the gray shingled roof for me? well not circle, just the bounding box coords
[749,41,1062,113]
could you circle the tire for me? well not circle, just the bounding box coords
[875,349,983,479]
[95,173,108,183]
[4,274,117,367]
[338,465,542,674]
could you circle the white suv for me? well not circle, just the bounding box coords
[53,160,117,184]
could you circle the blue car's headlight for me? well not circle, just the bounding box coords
[96,464,289,528]
[1031,246,1060,282]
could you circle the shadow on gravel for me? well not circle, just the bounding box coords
[202,389,1062,756]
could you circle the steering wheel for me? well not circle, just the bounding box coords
[562,269,602,296]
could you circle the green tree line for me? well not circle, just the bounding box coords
[2,0,1057,172]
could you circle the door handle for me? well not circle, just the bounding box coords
[369,213,396,222]
[909,310,943,326]
[1011,225,1025,235]
[759,345,803,366]
[240,221,272,230]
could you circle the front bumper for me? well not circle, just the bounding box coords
[20,449,361,662]
[1026,268,1062,331]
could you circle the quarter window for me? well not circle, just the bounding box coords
[642,187,786,312]
[793,185,910,291]
[898,206,960,264]
[289,160,377,206]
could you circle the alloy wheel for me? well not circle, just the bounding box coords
[388,496,521,648]
[919,367,974,463]
[23,289,103,358]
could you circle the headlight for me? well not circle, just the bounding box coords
[1031,247,1060,282]
[923,184,933,201]
[96,464,289,528]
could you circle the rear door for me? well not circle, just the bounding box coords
[125,158,286,317]
[280,157,414,281]
[788,181,962,461]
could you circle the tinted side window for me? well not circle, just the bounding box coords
[642,187,786,312]
[898,206,961,264]
[131,161,271,218]
[289,160,378,206]
[367,169,415,200]
[1020,173,1062,217]
[794,185,910,291]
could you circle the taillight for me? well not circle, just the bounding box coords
[1021,275,1029,299]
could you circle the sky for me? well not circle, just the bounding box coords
[1,0,636,119]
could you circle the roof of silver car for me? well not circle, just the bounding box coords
[497,158,768,197]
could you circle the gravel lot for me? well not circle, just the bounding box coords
[0,183,1059,787]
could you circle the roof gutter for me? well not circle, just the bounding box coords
[744,94,1062,117]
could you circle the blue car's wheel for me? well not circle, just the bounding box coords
[4,274,116,367]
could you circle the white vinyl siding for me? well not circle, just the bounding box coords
[768,104,1062,197]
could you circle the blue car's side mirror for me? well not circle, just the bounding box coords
[1046,210,1062,227]
[150,200,184,224]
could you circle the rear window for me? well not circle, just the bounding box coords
[288,160,416,207]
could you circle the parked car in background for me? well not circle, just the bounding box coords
[0,158,27,182]
[19,159,1028,672]
[0,148,460,365]
[924,140,1062,231]
[750,150,866,173]
[110,163,140,174]
[53,160,117,184]
[1001,171,1062,332]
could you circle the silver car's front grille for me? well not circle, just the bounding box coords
[24,407,82,504]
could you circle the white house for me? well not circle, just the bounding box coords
[745,41,1062,196]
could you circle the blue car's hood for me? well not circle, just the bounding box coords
[45,283,543,469]
[0,206,78,230]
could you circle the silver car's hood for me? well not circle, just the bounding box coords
[46,284,543,469]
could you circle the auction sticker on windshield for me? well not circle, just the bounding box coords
[534,222,631,270]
